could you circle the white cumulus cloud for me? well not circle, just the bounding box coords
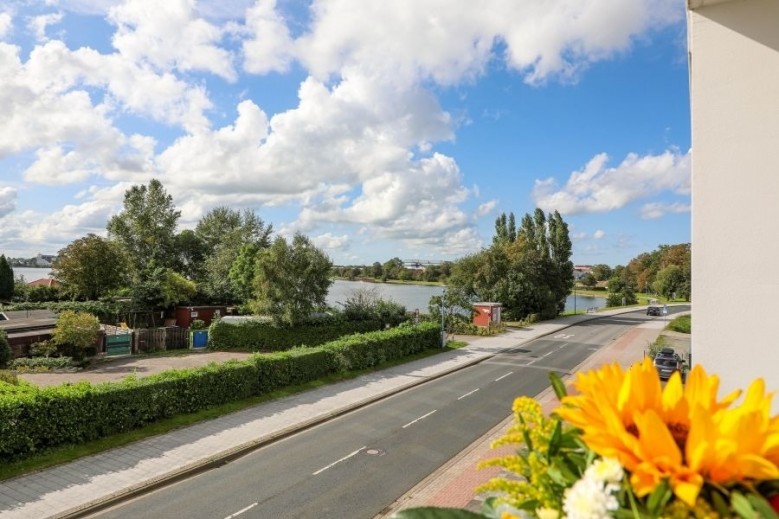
[532,149,691,214]
[640,202,691,220]
[593,229,606,239]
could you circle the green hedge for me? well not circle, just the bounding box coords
[0,322,440,461]
[208,317,386,351]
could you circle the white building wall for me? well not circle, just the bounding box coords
[689,0,779,405]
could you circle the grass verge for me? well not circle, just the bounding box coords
[666,313,691,334]
[0,344,458,482]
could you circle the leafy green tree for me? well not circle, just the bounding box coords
[52,310,100,359]
[195,207,272,302]
[382,257,404,281]
[590,264,613,281]
[130,264,197,325]
[174,229,207,281]
[107,179,181,277]
[228,243,261,303]
[606,276,638,307]
[0,329,11,368]
[653,265,686,300]
[53,234,128,300]
[370,261,383,279]
[0,255,14,301]
[580,272,597,288]
[251,233,333,326]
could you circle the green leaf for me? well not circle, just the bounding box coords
[390,507,487,519]
[746,493,779,519]
[731,491,757,519]
[645,479,672,516]
[549,371,568,399]
[710,489,730,516]
[547,419,562,459]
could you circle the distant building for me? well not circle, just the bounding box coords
[573,265,592,280]
[34,254,57,267]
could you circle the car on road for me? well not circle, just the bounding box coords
[647,306,662,316]
[653,347,685,382]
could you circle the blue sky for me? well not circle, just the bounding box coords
[0,0,691,267]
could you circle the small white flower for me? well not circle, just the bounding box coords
[563,458,623,519]
[586,457,624,485]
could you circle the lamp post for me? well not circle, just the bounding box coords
[573,281,577,315]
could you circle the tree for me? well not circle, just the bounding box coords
[590,264,613,281]
[174,229,207,281]
[228,243,261,303]
[251,233,333,326]
[107,179,181,278]
[52,310,100,360]
[53,234,128,300]
[653,265,685,300]
[195,207,273,302]
[0,255,14,301]
[580,272,597,289]
[606,275,638,307]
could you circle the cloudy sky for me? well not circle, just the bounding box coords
[0,0,691,267]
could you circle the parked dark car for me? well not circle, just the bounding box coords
[653,347,685,381]
[647,306,661,316]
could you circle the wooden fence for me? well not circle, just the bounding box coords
[134,327,189,353]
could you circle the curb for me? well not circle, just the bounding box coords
[58,308,659,518]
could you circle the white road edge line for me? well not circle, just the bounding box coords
[224,502,258,519]
[312,446,367,475]
[402,410,437,429]
[495,371,513,381]
[457,388,480,400]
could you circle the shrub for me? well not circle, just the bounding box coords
[11,356,74,371]
[52,310,100,360]
[209,316,385,351]
[29,339,58,358]
[0,370,18,385]
[0,330,10,369]
[667,314,691,334]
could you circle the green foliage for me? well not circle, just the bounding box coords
[251,233,333,326]
[667,314,691,334]
[189,319,206,330]
[0,371,18,385]
[606,275,638,307]
[52,310,100,358]
[208,316,385,351]
[447,209,573,321]
[339,287,407,326]
[107,179,181,277]
[11,357,74,371]
[53,234,127,300]
[653,264,686,300]
[0,330,11,369]
[0,255,14,301]
[196,207,273,303]
[29,340,58,358]
[0,322,440,461]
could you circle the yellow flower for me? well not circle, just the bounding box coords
[555,358,778,506]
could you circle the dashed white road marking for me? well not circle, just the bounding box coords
[313,446,367,475]
[457,388,480,400]
[495,371,513,381]
[224,502,258,519]
[402,410,437,429]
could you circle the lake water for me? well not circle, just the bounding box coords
[12,267,53,282]
[326,279,605,314]
[9,270,605,314]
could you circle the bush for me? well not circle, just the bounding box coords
[11,356,74,371]
[0,370,18,385]
[29,340,58,358]
[0,330,10,369]
[208,316,385,351]
[667,314,691,334]
[0,321,442,461]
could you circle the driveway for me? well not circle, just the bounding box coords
[18,351,255,388]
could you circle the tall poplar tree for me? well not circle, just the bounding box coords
[0,255,14,301]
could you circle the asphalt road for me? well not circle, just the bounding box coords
[95,308,688,519]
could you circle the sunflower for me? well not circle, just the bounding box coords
[555,358,778,506]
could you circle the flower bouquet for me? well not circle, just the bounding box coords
[392,358,779,519]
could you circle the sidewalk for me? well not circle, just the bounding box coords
[0,308,675,519]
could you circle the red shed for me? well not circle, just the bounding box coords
[175,306,227,328]
[472,302,502,327]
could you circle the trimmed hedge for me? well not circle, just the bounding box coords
[0,322,440,461]
[208,316,386,351]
